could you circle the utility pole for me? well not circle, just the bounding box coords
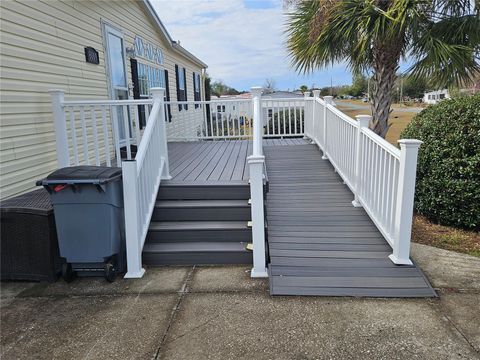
[400,77,403,106]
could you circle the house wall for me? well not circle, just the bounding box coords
[0,0,205,199]
[423,89,450,104]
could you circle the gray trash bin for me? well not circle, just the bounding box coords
[37,166,125,282]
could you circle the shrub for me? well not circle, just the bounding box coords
[400,94,480,230]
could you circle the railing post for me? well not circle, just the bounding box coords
[151,87,171,179]
[248,86,267,278]
[311,90,321,140]
[122,160,146,278]
[251,86,263,156]
[389,139,422,265]
[49,89,70,167]
[352,115,371,207]
[248,156,267,278]
[322,96,333,159]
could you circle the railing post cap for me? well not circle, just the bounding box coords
[398,139,423,148]
[250,86,263,96]
[304,92,310,98]
[49,89,65,95]
[312,90,321,97]
[150,87,165,94]
[355,115,372,126]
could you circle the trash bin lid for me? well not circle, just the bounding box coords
[39,166,122,186]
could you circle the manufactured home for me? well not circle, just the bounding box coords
[1,1,435,298]
[423,89,450,104]
[0,0,207,199]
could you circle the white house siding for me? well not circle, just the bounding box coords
[0,0,205,199]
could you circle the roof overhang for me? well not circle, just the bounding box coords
[140,0,208,69]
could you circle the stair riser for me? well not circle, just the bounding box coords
[152,207,251,221]
[143,251,253,265]
[158,186,250,200]
[146,229,251,243]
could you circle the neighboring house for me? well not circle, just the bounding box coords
[0,0,207,199]
[423,89,450,104]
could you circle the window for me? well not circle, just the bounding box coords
[130,59,169,127]
[137,62,165,97]
[175,65,188,110]
[439,93,445,99]
[193,72,201,108]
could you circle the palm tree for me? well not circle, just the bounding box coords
[299,84,309,93]
[286,0,480,137]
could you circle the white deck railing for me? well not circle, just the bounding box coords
[261,98,306,137]
[50,90,153,168]
[304,93,421,265]
[165,99,253,140]
[122,88,170,278]
[50,88,170,278]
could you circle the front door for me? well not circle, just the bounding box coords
[103,23,130,143]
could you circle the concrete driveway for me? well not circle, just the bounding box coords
[1,243,479,360]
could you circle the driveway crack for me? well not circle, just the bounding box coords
[153,265,195,360]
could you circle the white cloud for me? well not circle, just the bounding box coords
[151,0,294,88]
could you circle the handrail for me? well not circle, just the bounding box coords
[62,99,153,106]
[304,93,421,265]
[123,88,170,278]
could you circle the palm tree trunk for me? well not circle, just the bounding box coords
[370,38,402,138]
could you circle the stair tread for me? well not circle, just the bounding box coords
[155,200,249,208]
[144,241,250,253]
[149,221,249,231]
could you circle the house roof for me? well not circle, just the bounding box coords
[140,0,208,69]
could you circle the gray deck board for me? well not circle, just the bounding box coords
[166,139,309,184]
[264,143,436,298]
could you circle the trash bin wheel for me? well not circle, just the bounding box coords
[61,263,75,283]
[104,262,116,283]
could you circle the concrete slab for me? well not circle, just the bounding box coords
[190,265,269,293]
[159,293,478,360]
[412,243,480,290]
[1,294,176,360]
[434,293,480,353]
[0,282,36,307]
[14,266,190,298]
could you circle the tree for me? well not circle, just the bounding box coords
[348,73,368,97]
[210,80,241,97]
[299,84,309,93]
[286,1,480,138]
[263,78,277,93]
[401,75,427,99]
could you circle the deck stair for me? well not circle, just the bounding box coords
[142,183,254,265]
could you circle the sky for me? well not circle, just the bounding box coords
[151,0,353,92]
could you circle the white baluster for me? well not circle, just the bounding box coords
[151,87,171,179]
[352,115,371,207]
[322,96,333,159]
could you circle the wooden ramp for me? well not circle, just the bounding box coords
[265,143,436,297]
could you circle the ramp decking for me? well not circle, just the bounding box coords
[265,143,436,297]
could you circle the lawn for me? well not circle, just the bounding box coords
[336,102,480,258]
[336,104,416,146]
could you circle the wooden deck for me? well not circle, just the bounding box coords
[167,139,308,184]
[264,143,436,297]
